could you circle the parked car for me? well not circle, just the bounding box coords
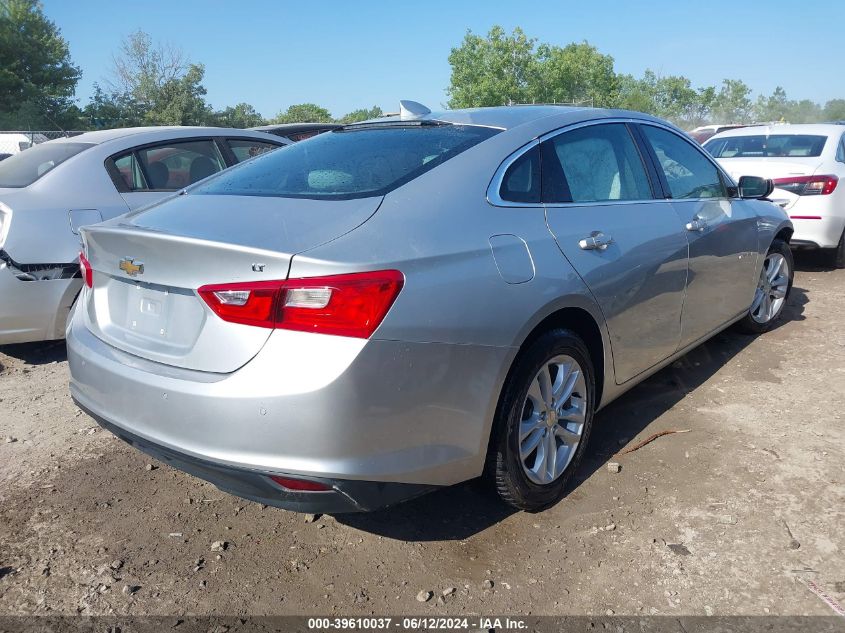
[250,122,342,142]
[0,126,287,345]
[704,124,845,267]
[688,124,747,144]
[0,154,11,162]
[67,104,792,513]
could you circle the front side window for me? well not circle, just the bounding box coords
[194,123,499,200]
[541,123,653,204]
[642,125,726,199]
[228,139,281,163]
[0,142,93,188]
[499,145,540,203]
[704,134,828,158]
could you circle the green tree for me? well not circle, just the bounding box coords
[143,64,212,126]
[446,26,539,108]
[712,79,754,123]
[823,99,845,121]
[338,106,382,124]
[754,86,790,122]
[81,83,144,128]
[0,0,80,129]
[616,74,655,114]
[271,103,333,124]
[534,41,618,107]
[213,102,265,128]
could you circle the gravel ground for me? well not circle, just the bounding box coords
[0,253,843,617]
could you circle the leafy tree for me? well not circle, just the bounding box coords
[823,99,845,121]
[534,41,617,107]
[712,79,754,123]
[143,64,212,126]
[81,83,144,128]
[754,86,790,122]
[213,102,265,128]
[785,99,822,124]
[339,106,383,124]
[0,0,80,129]
[447,26,538,108]
[616,74,655,114]
[108,29,188,110]
[271,103,333,124]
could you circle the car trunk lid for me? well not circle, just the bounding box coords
[80,194,382,373]
[717,157,824,210]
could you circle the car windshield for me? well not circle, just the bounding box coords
[704,134,828,158]
[0,142,93,188]
[194,123,500,200]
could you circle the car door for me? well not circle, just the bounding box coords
[542,122,689,384]
[637,124,759,347]
[107,138,228,212]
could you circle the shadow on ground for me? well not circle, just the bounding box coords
[0,340,67,367]
[338,285,808,541]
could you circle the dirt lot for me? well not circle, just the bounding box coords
[0,254,843,618]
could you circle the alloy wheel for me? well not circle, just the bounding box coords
[750,252,789,324]
[519,355,587,485]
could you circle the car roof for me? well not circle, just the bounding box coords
[709,123,845,139]
[48,126,284,146]
[250,123,342,133]
[350,105,666,132]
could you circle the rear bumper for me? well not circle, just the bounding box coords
[787,207,845,249]
[67,303,512,507]
[76,399,435,513]
[0,263,81,345]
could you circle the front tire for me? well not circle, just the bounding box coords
[491,329,595,511]
[736,239,793,334]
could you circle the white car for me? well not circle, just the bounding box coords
[705,124,845,267]
[0,132,49,156]
[0,126,287,345]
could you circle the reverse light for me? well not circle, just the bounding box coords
[269,475,332,492]
[78,252,93,288]
[773,174,838,196]
[198,270,404,338]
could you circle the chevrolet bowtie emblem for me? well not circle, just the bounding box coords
[119,257,144,277]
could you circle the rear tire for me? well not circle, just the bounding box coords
[825,228,845,269]
[491,329,595,511]
[736,239,793,334]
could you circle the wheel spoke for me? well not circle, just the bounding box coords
[538,367,554,409]
[520,427,544,459]
[553,367,580,409]
[519,411,543,441]
[559,396,585,422]
[554,423,582,445]
[545,432,557,481]
[530,432,549,481]
[751,289,764,315]
[770,287,786,299]
[767,256,784,283]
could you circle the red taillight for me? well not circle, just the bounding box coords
[197,270,404,338]
[773,174,838,196]
[78,252,93,288]
[269,475,331,492]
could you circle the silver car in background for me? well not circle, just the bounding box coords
[67,105,793,513]
[0,127,286,345]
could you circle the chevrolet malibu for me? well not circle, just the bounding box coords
[67,104,794,513]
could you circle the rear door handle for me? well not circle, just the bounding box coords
[686,218,707,232]
[579,231,614,251]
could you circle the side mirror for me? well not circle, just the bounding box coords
[738,175,774,199]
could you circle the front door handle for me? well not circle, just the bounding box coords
[686,218,707,232]
[579,231,614,251]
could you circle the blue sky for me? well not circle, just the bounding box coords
[43,0,843,119]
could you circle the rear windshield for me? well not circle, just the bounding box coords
[0,142,93,188]
[194,123,500,200]
[704,134,828,158]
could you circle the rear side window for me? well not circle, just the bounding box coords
[0,142,93,188]
[837,135,845,163]
[112,140,226,191]
[228,139,281,163]
[541,123,653,203]
[194,124,499,200]
[705,134,828,158]
[499,145,540,203]
[641,125,726,199]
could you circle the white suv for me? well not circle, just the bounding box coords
[705,124,845,267]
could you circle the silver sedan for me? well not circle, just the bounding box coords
[67,104,793,513]
[0,127,286,344]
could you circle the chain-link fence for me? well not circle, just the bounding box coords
[0,130,86,156]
